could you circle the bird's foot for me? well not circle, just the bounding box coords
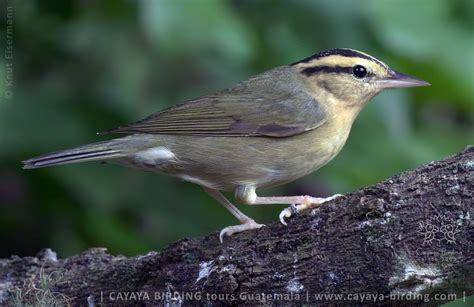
[279,194,343,225]
[219,218,265,243]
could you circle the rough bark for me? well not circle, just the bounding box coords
[1,146,473,306]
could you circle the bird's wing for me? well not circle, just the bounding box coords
[101,69,327,138]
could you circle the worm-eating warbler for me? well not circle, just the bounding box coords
[23,48,429,242]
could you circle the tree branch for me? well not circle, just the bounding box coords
[1,146,473,306]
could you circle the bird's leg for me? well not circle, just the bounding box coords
[235,185,342,225]
[203,187,264,243]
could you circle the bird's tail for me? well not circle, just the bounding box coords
[22,139,128,169]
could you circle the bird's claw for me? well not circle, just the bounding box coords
[279,208,291,226]
[279,194,344,226]
[219,220,265,243]
[279,204,299,226]
[327,193,343,201]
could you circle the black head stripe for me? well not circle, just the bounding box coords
[300,65,353,76]
[292,48,384,67]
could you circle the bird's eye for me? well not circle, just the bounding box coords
[353,65,367,78]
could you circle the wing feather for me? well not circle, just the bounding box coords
[101,66,327,138]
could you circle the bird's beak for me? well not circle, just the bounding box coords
[376,70,430,89]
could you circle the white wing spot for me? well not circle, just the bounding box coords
[134,147,175,166]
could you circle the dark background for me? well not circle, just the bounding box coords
[0,0,472,258]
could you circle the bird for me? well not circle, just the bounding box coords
[23,48,429,242]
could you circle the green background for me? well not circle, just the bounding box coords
[0,0,472,258]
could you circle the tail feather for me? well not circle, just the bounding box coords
[22,141,126,169]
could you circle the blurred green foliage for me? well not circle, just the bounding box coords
[0,0,472,257]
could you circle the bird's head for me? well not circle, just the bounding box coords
[292,48,429,108]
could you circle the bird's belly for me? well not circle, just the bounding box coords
[137,124,352,191]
